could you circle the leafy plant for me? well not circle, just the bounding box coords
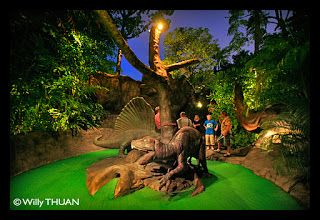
[260,100,310,183]
[10,11,116,135]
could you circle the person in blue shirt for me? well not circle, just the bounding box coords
[203,114,218,150]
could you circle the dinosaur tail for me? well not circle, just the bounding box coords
[93,135,121,149]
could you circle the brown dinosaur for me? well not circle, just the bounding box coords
[93,97,160,157]
[134,126,211,196]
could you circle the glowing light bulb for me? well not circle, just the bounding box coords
[157,23,164,31]
[196,101,203,108]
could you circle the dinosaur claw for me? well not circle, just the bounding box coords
[159,173,170,189]
[191,184,205,196]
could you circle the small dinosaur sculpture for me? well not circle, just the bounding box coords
[135,126,210,195]
[93,97,160,157]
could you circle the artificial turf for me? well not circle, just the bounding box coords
[10,149,303,210]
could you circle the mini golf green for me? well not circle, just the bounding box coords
[10,149,302,210]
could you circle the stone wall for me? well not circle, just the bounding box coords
[10,115,118,176]
[90,73,141,113]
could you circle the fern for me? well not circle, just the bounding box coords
[259,99,310,184]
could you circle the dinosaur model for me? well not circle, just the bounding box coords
[93,97,160,157]
[134,126,210,195]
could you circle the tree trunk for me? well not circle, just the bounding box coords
[115,48,122,76]
[148,25,175,142]
[149,26,167,78]
[94,10,155,76]
[274,10,289,37]
[156,82,175,143]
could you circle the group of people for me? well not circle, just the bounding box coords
[193,112,232,157]
[154,106,232,157]
[204,111,231,156]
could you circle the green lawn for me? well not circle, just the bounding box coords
[10,149,302,210]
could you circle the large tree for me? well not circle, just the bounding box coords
[94,10,200,143]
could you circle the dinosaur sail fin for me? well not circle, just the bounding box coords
[114,97,156,133]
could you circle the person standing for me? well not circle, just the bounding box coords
[191,114,206,168]
[203,114,218,150]
[193,114,204,134]
[220,111,232,157]
[154,106,161,133]
[214,114,223,153]
[176,112,193,129]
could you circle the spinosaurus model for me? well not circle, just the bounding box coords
[93,97,160,157]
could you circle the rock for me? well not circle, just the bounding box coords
[289,182,310,208]
[90,74,141,113]
[231,145,253,156]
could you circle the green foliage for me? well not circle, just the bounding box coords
[227,10,280,53]
[207,69,257,148]
[244,34,310,110]
[226,9,309,57]
[227,10,249,53]
[10,11,116,135]
[109,10,152,40]
[239,11,310,182]
[163,27,220,92]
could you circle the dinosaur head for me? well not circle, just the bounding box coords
[131,136,158,152]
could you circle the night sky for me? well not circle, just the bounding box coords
[119,10,255,81]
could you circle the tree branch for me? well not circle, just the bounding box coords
[285,10,291,20]
[165,58,200,72]
[268,21,278,25]
[267,16,278,20]
[94,10,156,76]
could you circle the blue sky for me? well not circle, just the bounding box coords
[118,10,262,81]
